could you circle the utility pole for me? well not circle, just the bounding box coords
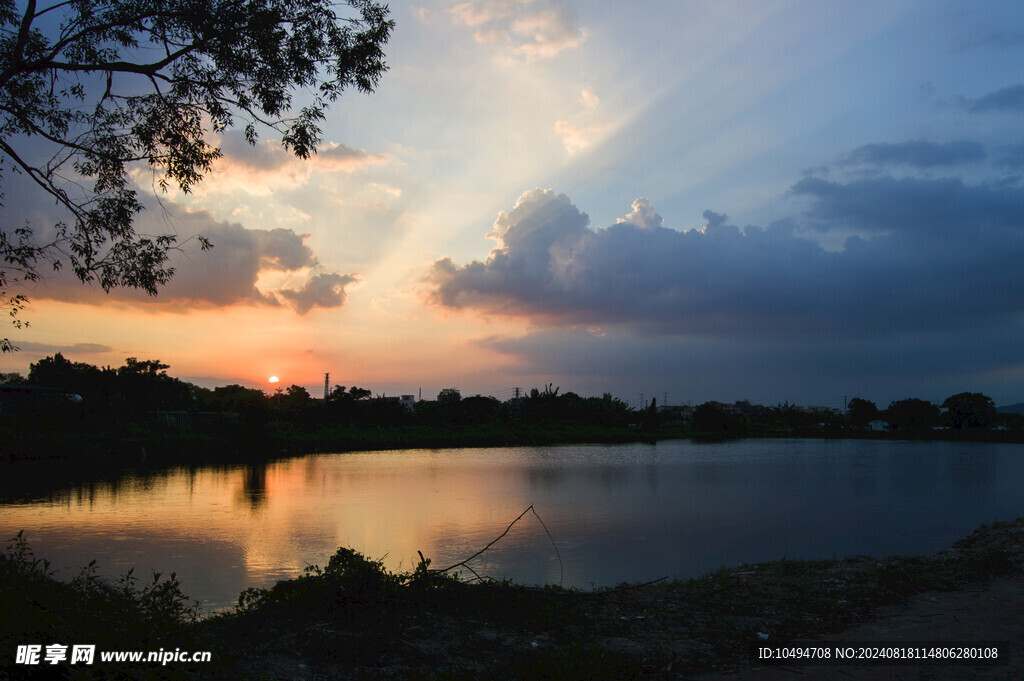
[324,373,330,401]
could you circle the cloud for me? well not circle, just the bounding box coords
[207,137,392,195]
[554,119,607,153]
[957,27,1024,52]
[993,144,1024,170]
[473,319,1024,406]
[789,175,1024,234]
[449,0,586,59]
[157,219,311,307]
[25,210,359,315]
[964,84,1024,113]
[616,198,663,230]
[839,141,986,168]
[427,179,1024,340]
[554,88,612,153]
[428,188,590,314]
[13,342,114,355]
[277,272,359,315]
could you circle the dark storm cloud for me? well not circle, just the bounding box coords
[474,318,1024,405]
[965,84,1024,113]
[839,141,986,168]
[789,175,1024,233]
[428,179,1024,340]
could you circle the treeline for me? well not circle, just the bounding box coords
[2,356,638,426]
[0,355,641,461]
[1,355,636,429]
[2,353,1022,464]
[685,394,1023,437]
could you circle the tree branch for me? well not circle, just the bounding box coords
[0,138,84,222]
[12,0,37,67]
[432,505,564,586]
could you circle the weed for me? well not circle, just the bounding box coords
[965,547,1015,578]
[866,559,945,604]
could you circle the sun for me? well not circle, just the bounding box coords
[268,376,279,384]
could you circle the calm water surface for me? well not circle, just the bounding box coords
[2,438,1022,612]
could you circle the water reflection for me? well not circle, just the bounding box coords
[238,463,268,510]
[1,439,1022,613]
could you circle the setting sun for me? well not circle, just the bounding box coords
[268,376,279,384]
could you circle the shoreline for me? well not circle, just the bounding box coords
[5,421,1024,467]
[3,518,1023,679]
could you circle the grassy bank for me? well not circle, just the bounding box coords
[8,417,1024,472]
[1,418,671,465]
[2,519,1022,680]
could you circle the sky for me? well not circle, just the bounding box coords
[4,0,1024,409]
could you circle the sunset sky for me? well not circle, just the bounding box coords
[4,0,1024,409]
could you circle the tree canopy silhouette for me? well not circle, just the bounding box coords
[0,0,393,350]
[846,397,879,428]
[941,392,997,429]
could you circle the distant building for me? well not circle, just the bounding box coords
[399,395,416,411]
[801,405,843,416]
[867,420,890,431]
[0,384,82,415]
[658,404,694,421]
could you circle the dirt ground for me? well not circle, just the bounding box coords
[693,574,1024,680]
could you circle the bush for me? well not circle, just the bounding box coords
[0,532,205,680]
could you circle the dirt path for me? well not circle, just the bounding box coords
[693,572,1024,680]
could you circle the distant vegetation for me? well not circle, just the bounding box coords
[1,353,1022,464]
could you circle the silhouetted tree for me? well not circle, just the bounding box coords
[348,387,372,401]
[521,384,568,423]
[692,401,742,433]
[277,384,314,420]
[325,385,372,422]
[941,392,997,429]
[846,397,880,428]
[327,385,371,402]
[1,0,393,350]
[586,393,634,427]
[285,384,312,402]
[114,357,190,413]
[203,384,269,420]
[763,401,809,431]
[360,396,411,427]
[436,388,462,404]
[460,395,503,424]
[27,352,103,397]
[885,398,939,432]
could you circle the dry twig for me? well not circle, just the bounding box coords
[429,504,564,586]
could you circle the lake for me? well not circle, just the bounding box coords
[2,438,1022,612]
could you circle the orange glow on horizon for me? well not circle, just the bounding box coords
[1,297,524,397]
